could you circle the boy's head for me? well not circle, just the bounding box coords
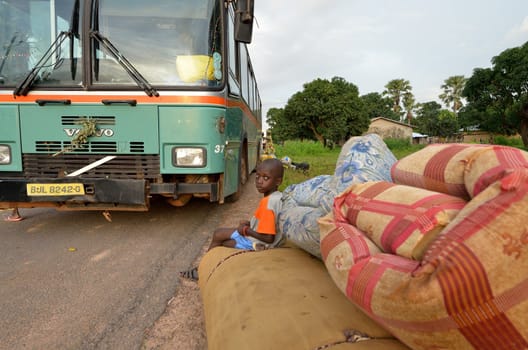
[255,158,284,195]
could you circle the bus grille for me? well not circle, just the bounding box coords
[35,141,145,153]
[23,154,160,180]
[61,116,116,125]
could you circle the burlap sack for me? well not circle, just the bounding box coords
[320,169,528,350]
[319,212,383,293]
[333,181,466,260]
[464,145,528,198]
[198,246,410,350]
[391,143,489,200]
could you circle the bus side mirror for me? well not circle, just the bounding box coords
[234,0,254,43]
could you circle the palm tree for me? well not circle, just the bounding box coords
[402,91,416,124]
[383,79,412,122]
[439,75,467,117]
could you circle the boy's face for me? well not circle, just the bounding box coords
[255,163,282,196]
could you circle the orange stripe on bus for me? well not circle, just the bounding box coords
[1,93,261,128]
[2,94,226,105]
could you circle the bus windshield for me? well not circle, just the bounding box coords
[0,0,223,90]
[94,0,223,87]
[0,0,83,88]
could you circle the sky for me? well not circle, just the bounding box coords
[247,0,528,129]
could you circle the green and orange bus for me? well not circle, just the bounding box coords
[0,0,262,211]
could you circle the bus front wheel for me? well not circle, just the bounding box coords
[226,143,248,202]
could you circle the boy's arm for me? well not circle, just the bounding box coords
[241,225,275,244]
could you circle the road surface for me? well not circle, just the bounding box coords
[0,176,259,350]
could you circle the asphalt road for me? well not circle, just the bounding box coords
[0,184,253,350]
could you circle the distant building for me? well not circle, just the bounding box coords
[366,117,413,140]
[412,132,429,144]
[461,130,494,144]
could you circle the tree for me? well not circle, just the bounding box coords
[361,92,399,120]
[414,101,442,136]
[414,102,459,138]
[436,110,459,138]
[282,77,369,145]
[402,91,416,125]
[494,42,528,147]
[383,79,413,122]
[266,107,293,143]
[439,75,467,117]
[462,41,528,147]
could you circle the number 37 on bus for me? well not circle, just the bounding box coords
[0,0,262,211]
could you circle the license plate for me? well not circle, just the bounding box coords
[26,183,85,196]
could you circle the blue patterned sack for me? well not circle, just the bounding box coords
[334,133,396,193]
[279,206,326,258]
[281,175,337,213]
[279,134,397,259]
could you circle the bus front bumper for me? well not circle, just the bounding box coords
[0,178,148,211]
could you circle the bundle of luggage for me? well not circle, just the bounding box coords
[199,135,528,350]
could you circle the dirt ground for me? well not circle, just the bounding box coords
[140,175,260,350]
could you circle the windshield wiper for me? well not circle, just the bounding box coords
[13,0,80,96]
[90,31,159,97]
[13,31,72,96]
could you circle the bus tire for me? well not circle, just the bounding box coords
[166,194,192,207]
[225,142,248,203]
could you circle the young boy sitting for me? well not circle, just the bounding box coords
[180,158,284,281]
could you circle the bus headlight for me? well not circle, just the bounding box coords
[173,147,206,167]
[0,145,11,164]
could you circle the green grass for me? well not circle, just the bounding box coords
[273,138,423,190]
[274,140,340,191]
[492,135,526,149]
[383,138,426,159]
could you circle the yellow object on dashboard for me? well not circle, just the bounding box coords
[176,55,214,83]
